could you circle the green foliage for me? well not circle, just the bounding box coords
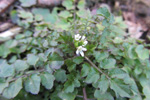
[94,90,114,100]
[14,60,29,72]
[19,0,36,7]
[0,61,15,78]
[54,69,67,83]
[24,74,41,94]
[0,0,150,100]
[41,73,55,90]
[2,78,22,99]
[135,45,149,60]
[27,54,39,66]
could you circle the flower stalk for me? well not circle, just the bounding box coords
[84,56,111,80]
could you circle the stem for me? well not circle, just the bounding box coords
[83,88,88,100]
[73,0,77,34]
[84,56,111,80]
[8,68,45,83]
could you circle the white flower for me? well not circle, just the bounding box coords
[81,36,85,40]
[82,40,88,46]
[76,46,87,57]
[75,34,81,41]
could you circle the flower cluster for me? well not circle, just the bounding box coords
[74,34,88,57]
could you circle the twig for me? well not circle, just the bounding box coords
[8,68,45,83]
[83,87,88,100]
[0,26,22,42]
[84,56,111,80]
[0,22,14,32]
[0,0,16,14]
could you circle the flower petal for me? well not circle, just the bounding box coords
[80,51,84,57]
[83,41,88,46]
[76,50,79,55]
[75,34,81,40]
[82,47,87,51]
[81,36,85,40]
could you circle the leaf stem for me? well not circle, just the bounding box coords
[84,56,111,80]
[8,68,45,83]
[83,87,88,100]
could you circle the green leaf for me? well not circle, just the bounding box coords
[65,59,76,72]
[35,14,43,21]
[44,14,57,24]
[100,28,110,44]
[0,62,14,78]
[97,7,110,19]
[100,58,116,69]
[63,73,80,93]
[124,78,140,97]
[0,44,10,58]
[102,14,115,26]
[59,91,76,100]
[64,81,74,93]
[127,46,137,59]
[62,0,74,10]
[32,8,56,24]
[94,51,109,62]
[43,40,49,47]
[110,79,132,98]
[74,79,80,87]
[135,45,149,60]
[50,90,62,100]
[49,40,58,46]
[94,90,114,100]
[14,60,29,72]
[109,25,126,36]
[49,61,64,69]
[0,82,9,94]
[19,0,36,7]
[24,74,41,94]
[139,75,150,99]
[2,78,22,99]
[38,53,47,62]
[68,64,76,72]
[98,74,109,93]
[41,73,55,90]
[73,56,84,64]
[109,68,128,79]
[85,67,100,84]
[11,10,19,24]
[130,95,142,100]
[81,63,90,77]
[115,16,127,29]
[54,69,67,83]
[59,11,72,18]
[27,54,39,66]
[77,0,86,9]
[32,8,50,16]
[49,53,64,69]
[77,9,91,18]
[18,11,33,22]
[113,37,123,44]
[134,66,142,75]
[55,19,71,30]
[45,64,53,74]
